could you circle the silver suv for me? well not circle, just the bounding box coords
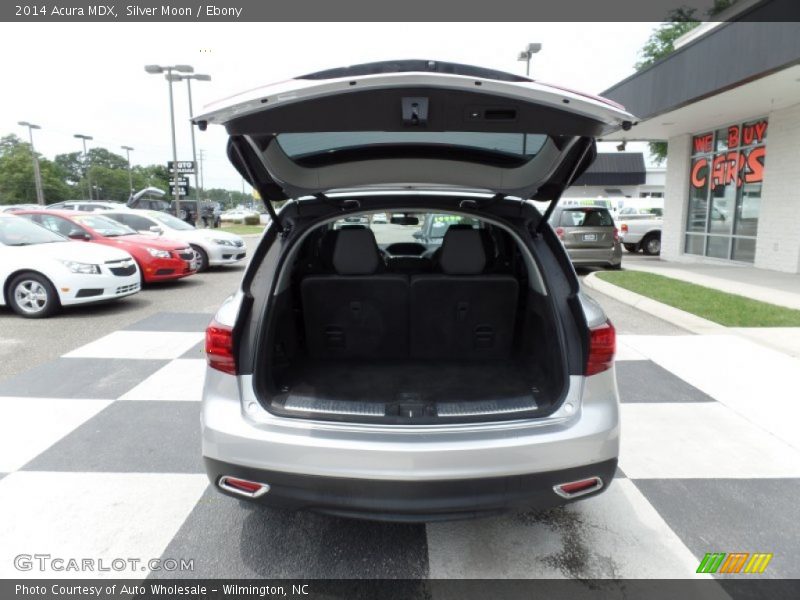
[198,60,629,521]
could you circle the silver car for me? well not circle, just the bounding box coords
[198,60,628,520]
[550,206,623,269]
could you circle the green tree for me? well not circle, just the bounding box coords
[55,148,132,199]
[0,135,71,204]
[54,152,84,185]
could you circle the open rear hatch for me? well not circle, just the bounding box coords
[194,59,635,223]
[197,60,634,424]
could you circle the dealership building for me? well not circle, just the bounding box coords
[602,0,800,273]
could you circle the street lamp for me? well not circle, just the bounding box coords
[145,64,194,222]
[517,42,542,77]
[18,121,45,205]
[74,133,94,200]
[121,145,135,197]
[166,73,211,213]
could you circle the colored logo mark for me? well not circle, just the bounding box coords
[697,552,773,574]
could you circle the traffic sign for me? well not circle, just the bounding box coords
[168,161,196,175]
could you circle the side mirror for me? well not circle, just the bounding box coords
[149,226,163,235]
[412,231,423,240]
[68,230,90,241]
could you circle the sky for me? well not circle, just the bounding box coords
[0,21,660,192]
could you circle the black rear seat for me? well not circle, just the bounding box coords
[301,228,409,359]
[410,228,518,359]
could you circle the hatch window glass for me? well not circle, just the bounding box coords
[560,209,613,227]
[277,132,548,159]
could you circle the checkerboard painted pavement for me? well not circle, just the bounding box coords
[1,311,799,580]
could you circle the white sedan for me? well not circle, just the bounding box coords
[102,210,246,271]
[220,208,260,223]
[0,213,141,318]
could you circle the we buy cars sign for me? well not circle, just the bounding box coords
[690,121,767,191]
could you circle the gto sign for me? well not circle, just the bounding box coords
[691,121,767,190]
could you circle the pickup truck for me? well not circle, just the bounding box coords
[617,207,662,255]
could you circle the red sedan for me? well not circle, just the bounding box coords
[17,210,198,283]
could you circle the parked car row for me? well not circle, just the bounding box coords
[0,207,247,318]
[43,198,227,229]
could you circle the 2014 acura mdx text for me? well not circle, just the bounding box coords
[197,60,630,521]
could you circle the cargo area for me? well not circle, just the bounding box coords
[256,212,569,423]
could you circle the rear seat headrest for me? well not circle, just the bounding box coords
[332,228,381,275]
[439,228,486,275]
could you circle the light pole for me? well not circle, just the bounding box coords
[74,134,94,200]
[121,145,135,197]
[145,64,193,222]
[517,42,542,77]
[18,121,45,205]
[167,73,211,217]
[517,43,542,156]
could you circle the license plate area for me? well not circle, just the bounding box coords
[583,233,597,241]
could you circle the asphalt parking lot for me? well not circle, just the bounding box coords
[1,248,798,581]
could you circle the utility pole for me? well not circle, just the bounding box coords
[74,134,94,200]
[18,121,45,205]
[121,145,135,199]
[198,149,205,192]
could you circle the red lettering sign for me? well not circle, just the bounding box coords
[744,146,766,183]
[691,158,708,188]
[741,120,768,146]
[711,154,726,188]
[727,126,740,149]
[690,121,767,191]
[693,133,713,154]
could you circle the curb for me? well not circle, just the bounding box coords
[582,271,727,335]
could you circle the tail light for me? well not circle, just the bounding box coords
[586,320,616,376]
[206,320,236,374]
[613,227,620,242]
[620,223,628,234]
[555,227,565,240]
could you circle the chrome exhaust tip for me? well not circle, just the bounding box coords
[553,476,603,499]
[218,475,270,498]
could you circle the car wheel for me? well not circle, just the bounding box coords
[642,234,661,256]
[191,245,209,272]
[8,272,60,318]
[623,243,639,253]
[609,262,623,270]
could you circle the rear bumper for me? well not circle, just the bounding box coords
[565,244,622,266]
[202,370,619,489]
[205,456,618,521]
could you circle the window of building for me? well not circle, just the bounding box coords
[684,119,767,263]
